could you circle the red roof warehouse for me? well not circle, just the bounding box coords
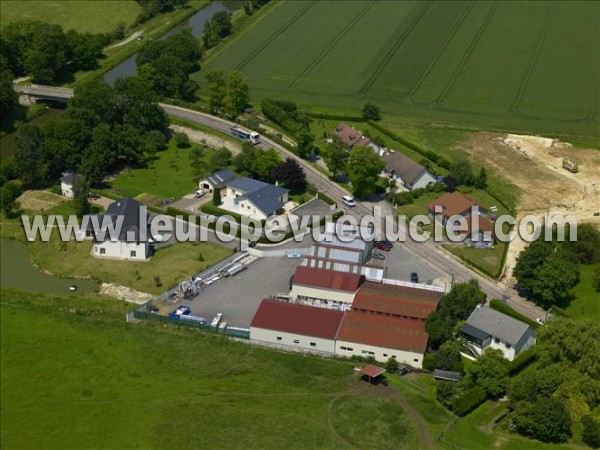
[251,299,344,339]
[292,266,364,292]
[352,281,442,320]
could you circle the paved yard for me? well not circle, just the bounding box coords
[171,192,210,213]
[383,244,449,288]
[184,256,302,328]
[291,198,337,218]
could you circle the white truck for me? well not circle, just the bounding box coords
[230,126,260,145]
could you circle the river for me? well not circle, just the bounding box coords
[0,239,99,295]
[103,1,242,86]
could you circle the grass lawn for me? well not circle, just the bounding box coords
[199,0,599,138]
[110,140,199,201]
[566,263,600,322]
[0,1,141,34]
[444,242,507,279]
[28,233,231,295]
[1,290,418,449]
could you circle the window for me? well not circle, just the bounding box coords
[361,350,375,356]
[276,336,282,341]
[310,342,316,347]
[413,358,419,363]
[392,355,397,359]
[340,346,353,352]
[130,251,136,258]
[100,248,106,255]
[293,339,299,344]
[494,337,500,344]
[383,354,388,357]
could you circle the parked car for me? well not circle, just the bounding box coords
[371,250,385,260]
[410,272,419,283]
[342,195,356,207]
[88,192,101,200]
[536,317,545,325]
[195,190,206,199]
[174,305,191,316]
[375,242,392,251]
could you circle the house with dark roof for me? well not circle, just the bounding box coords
[60,171,83,198]
[427,191,493,241]
[382,152,436,190]
[198,169,236,193]
[84,197,151,260]
[459,306,536,361]
[250,299,345,355]
[290,266,365,307]
[334,124,373,149]
[220,176,289,220]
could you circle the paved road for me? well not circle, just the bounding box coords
[161,104,546,321]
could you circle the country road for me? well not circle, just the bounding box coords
[161,104,547,321]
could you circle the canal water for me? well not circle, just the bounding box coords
[0,239,99,295]
[103,1,242,86]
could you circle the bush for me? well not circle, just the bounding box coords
[174,132,190,148]
[423,353,437,371]
[201,204,243,222]
[582,415,600,449]
[452,386,487,416]
[506,348,537,376]
[384,357,399,373]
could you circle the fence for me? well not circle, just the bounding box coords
[133,309,250,339]
[382,277,447,293]
[247,247,308,258]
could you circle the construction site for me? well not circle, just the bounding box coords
[462,132,600,283]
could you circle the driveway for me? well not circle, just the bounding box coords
[171,192,211,214]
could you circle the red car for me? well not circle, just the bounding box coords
[375,241,392,251]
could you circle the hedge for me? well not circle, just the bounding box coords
[201,204,244,222]
[307,112,364,122]
[489,299,539,329]
[506,347,537,376]
[452,386,487,417]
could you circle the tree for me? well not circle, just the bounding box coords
[0,59,19,119]
[435,339,464,372]
[14,124,46,187]
[514,241,553,293]
[71,81,116,124]
[270,158,306,189]
[474,167,487,190]
[582,415,600,449]
[384,357,399,373]
[530,255,579,308]
[449,158,473,186]
[469,348,508,397]
[0,180,24,218]
[323,141,349,177]
[72,177,90,218]
[512,398,572,443]
[296,131,315,159]
[211,11,232,38]
[347,146,385,198]
[225,70,250,117]
[206,69,227,114]
[594,267,600,293]
[426,280,486,348]
[251,148,280,180]
[174,132,190,148]
[212,188,221,206]
[362,101,381,121]
[233,144,257,174]
[206,148,232,173]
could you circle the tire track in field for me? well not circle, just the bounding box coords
[236,1,316,71]
[406,1,475,105]
[432,0,500,106]
[356,0,433,95]
[510,1,556,115]
[289,1,375,89]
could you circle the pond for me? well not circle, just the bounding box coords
[103,1,242,86]
[0,239,99,295]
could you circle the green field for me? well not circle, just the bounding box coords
[0,290,418,449]
[566,263,600,322]
[0,1,141,34]
[199,0,600,137]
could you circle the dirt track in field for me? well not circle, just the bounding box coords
[461,132,600,283]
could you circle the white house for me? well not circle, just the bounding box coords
[198,169,236,193]
[460,306,536,361]
[60,171,83,198]
[290,266,365,306]
[220,177,289,221]
[382,152,436,191]
[250,299,344,356]
[84,197,151,261]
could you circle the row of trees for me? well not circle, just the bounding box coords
[1,20,106,85]
[5,78,167,189]
[514,223,600,308]
[202,11,232,49]
[205,69,250,117]
[137,28,201,100]
[134,0,188,25]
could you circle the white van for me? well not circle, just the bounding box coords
[342,195,356,207]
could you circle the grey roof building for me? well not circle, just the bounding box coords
[382,152,436,190]
[85,197,149,242]
[460,306,536,361]
[199,169,236,192]
[228,177,289,217]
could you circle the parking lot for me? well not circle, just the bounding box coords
[182,255,302,328]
